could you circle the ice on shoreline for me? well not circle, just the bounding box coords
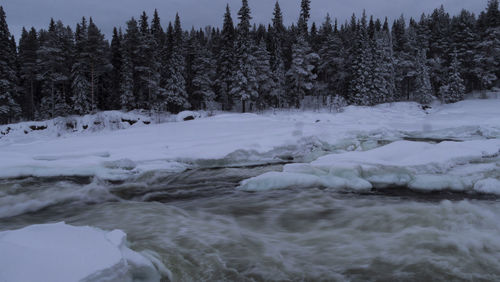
[0,222,162,282]
[238,140,500,193]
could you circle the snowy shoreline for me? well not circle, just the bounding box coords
[0,98,499,192]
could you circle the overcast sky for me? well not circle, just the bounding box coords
[3,0,489,40]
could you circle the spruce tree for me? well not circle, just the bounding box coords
[298,0,311,34]
[120,18,140,110]
[231,0,258,112]
[270,1,286,108]
[253,41,274,109]
[474,0,500,89]
[216,5,235,110]
[110,27,122,110]
[0,6,21,123]
[36,19,70,119]
[349,12,372,105]
[450,10,477,91]
[318,17,346,98]
[414,50,434,105]
[441,51,466,103]
[286,35,318,108]
[71,18,91,115]
[191,41,216,110]
[164,14,189,112]
[18,27,39,120]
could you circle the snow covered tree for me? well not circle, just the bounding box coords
[414,50,434,105]
[71,18,91,115]
[441,51,466,103]
[109,27,122,110]
[86,18,109,112]
[216,5,235,110]
[298,0,311,34]
[450,10,478,91]
[0,6,21,123]
[231,0,259,113]
[270,1,286,108]
[474,0,500,89]
[18,27,39,120]
[286,35,318,108]
[164,14,189,112]
[120,18,140,110]
[318,16,346,100]
[349,12,373,105]
[253,41,274,109]
[191,41,216,110]
[371,28,396,104]
[36,19,71,119]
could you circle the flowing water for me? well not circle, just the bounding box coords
[1,165,500,281]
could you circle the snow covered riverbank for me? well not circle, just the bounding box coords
[0,99,498,183]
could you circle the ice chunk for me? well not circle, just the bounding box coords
[474,179,500,195]
[0,222,161,282]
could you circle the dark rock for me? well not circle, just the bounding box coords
[29,125,47,131]
[121,118,137,125]
[183,116,195,121]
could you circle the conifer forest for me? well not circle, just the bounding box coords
[0,0,499,124]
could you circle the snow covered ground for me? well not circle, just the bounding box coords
[0,98,499,190]
[0,222,163,282]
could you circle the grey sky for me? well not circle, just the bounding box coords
[2,0,489,40]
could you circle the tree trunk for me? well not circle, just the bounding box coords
[30,79,34,120]
[91,64,95,113]
[51,80,55,118]
[242,99,246,113]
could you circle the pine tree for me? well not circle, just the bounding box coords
[216,5,235,110]
[318,17,346,98]
[164,14,189,112]
[298,0,311,34]
[441,51,466,103]
[414,50,434,105]
[71,18,91,115]
[270,1,286,108]
[36,19,71,119]
[231,0,259,113]
[253,41,274,109]
[18,27,39,120]
[120,17,140,110]
[349,12,372,105]
[371,28,396,104]
[0,6,21,123]
[191,41,216,110]
[109,27,122,109]
[450,10,477,91]
[474,0,500,89]
[286,35,318,108]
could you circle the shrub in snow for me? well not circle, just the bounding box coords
[327,95,347,113]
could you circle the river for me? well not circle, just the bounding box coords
[1,164,500,281]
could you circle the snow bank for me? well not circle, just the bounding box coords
[0,222,162,282]
[238,140,500,194]
[0,99,499,180]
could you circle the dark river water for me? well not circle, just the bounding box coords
[1,165,500,281]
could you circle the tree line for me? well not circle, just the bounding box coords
[0,0,499,124]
